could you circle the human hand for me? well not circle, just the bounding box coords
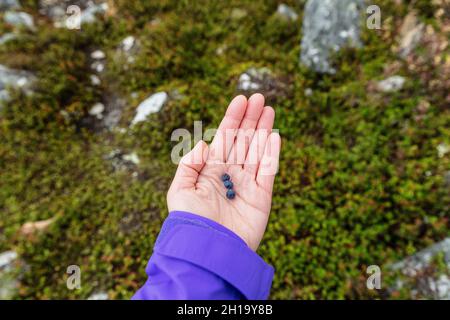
[167,94,281,251]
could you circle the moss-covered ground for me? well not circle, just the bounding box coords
[0,0,449,299]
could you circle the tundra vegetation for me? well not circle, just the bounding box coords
[0,0,449,299]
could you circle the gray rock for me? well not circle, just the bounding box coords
[45,1,108,27]
[104,149,139,172]
[116,36,138,65]
[88,291,109,300]
[120,36,135,52]
[102,109,121,128]
[237,68,272,91]
[4,11,35,30]
[236,67,289,103]
[102,93,125,130]
[0,90,10,103]
[376,75,405,92]
[300,0,365,74]
[276,4,298,21]
[91,50,106,60]
[0,250,19,300]
[0,65,34,90]
[391,238,450,299]
[122,152,140,165]
[0,0,20,11]
[90,61,105,73]
[38,0,66,27]
[398,12,424,58]
[391,239,450,274]
[0,250,17,270]
[89,102,105,119]
[81,92,126,131]
[90,74,101,85]
[0,65,35,104]
[131,92,168,126]
[0,33,17,45]
[80,2,108,24]
[46,5,65,20]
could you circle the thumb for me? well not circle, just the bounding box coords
[170,140,208,191]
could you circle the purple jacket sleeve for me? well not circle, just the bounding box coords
[132,211,274,300]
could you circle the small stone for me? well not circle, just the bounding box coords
[91,61,105,73]
[104,149,138,172]
[216,45,227,55]
[131,92,168,126]
[0,0,20,11]
[46,6,65,21]
[89,103,105,118]
[0,250,18,270]
[237,68,272,91]
[90,74,101,85]
[150,18,161,26]
[437,143,449,158]
[376,76,406,92]
[224,180,233,189]
[59,110,70,120]
[276,4,298,21]
[80,2,108,24]
[0,250,20,299]
[226,189,236,200]
[221,173,230,181]
[238,73,260,91]
[91,50,106,60]
[88,291,108,300]
[0,33,17,45]
[398,12,424,58]
[0,65,35,104]
[390,238,450,299]
[102,100,123,129]
[4,11,35,29]
[123,152,140,165]
[121,36,135,52]
[230,8,247,20]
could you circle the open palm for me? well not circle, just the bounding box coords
[167,94,281,251]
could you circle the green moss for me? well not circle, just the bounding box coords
[0,0,449,299]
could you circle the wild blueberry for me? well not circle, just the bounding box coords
[221,173,230,181]
[223,180,233,189]
[226,189,236,199]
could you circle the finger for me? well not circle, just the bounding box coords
[256,132,281,193]
[208,95,247,163]
[170,140,208,190]
[227,93,265,165]
[244,106,275,177]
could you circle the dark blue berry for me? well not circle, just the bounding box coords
[221,173,230,181]
[223,180,233,189]
[226,189,236,199]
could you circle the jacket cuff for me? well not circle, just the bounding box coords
[153,211,274,300]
